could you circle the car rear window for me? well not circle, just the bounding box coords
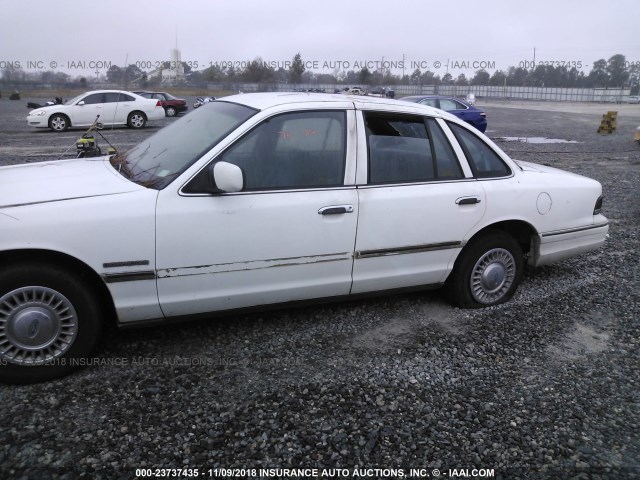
[448,122,511,178]
[365,112,464,184]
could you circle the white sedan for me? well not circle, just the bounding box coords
[26,89,166,132]
[1,93,608,382]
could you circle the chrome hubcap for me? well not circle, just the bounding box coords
[470,248,516,304]
[0,287,78,365]
[51,117,65,130]
[130,115,144,127]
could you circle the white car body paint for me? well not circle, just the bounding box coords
[3,93,608,326]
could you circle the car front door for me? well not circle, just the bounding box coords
[351,111,486,293]
[71,92,104,126]
[155,108,359,317]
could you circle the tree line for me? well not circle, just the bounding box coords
[2,53,638,92]
[192,53,637,90]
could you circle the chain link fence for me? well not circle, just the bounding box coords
[228,82,632,103]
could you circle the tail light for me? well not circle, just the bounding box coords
[156,101,162,107]
[593,196,603,215]
[480,112,486,117]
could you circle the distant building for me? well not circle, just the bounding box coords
[161,48,184,85]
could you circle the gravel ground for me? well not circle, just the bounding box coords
[0,97,639,480]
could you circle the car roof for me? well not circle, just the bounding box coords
[402,95,461,101]
[218,92,453,119]
[401,95,477,108]
[81,89,141,95]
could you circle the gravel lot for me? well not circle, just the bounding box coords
[0,96,639,480]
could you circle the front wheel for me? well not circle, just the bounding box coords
[127,111,147,129]
[0,264,102,384]
[446,231,523,308]
[165,106,177,117]
[49,114,69,132]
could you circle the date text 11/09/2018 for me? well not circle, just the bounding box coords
[134,467,497,478]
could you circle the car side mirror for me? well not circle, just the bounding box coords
[210,161,244,193]
[77,101,85,106]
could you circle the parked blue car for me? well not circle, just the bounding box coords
[400,95,487,133]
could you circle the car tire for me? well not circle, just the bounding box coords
[49,114,70,132]
[446,230,523,308]
[165,106,177,117]
[127,111,147,129]
[0,263,103,384]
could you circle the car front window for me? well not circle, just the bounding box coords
[82,93,104,105]
[115,101,257,189]
[217,110,346,190]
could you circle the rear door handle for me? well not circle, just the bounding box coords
[318,205,354,215]
[456,197,481,205]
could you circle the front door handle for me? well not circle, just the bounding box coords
[318,205,354,215]
[456,197,481,205]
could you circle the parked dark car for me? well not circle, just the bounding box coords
[133,91,188,117]
[401,95,487,132]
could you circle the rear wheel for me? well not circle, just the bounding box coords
[0,264,102,384]
[127,111,147,129]
[165,106,177,117]
[447,231,523,308]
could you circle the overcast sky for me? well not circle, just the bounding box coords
[1,0,637,77]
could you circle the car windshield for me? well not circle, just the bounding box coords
[112,101,257,189]
[65,93,86,105]
[163,93,178,100]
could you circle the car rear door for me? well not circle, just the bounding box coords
[440,98,470,120]
[351,109,486,293]
[102,92,133,125]
[155,106,359,317]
